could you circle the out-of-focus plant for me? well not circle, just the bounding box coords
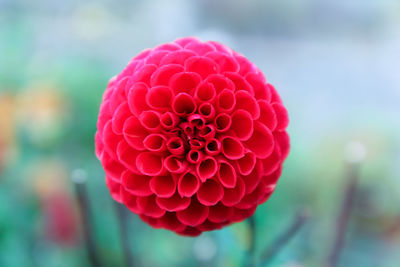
[16,82,68,148]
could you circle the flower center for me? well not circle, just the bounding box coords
[175,116,210,152]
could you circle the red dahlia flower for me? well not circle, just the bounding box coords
[95,37,289,236]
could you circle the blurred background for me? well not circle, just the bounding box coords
[1,0,400,266]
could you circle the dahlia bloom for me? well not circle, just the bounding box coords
[95,37,289,236]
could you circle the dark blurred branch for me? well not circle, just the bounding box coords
[260,210,309,266]
[115,203,134,267]
[326,163,359,267]
[246,216,256,267]
[72,170,101,267]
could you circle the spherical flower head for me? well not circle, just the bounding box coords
[95,37,290,236]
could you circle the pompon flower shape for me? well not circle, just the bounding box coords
[95,37,290,237]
